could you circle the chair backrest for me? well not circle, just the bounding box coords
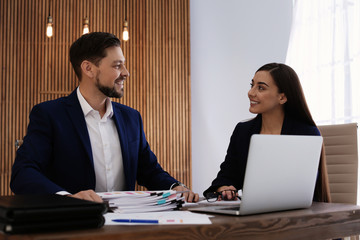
[318,123,358,204]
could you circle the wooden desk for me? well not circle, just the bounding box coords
[2,202,360,240]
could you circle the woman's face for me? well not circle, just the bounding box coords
[248,71,287,115]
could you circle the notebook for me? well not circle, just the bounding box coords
[0,194,107,234]
[190,134,323,216]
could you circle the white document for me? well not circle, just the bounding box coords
[104,211,212,225]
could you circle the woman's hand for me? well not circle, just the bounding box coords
[216,185,238,200]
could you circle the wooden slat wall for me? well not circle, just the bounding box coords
[0,0,191,196]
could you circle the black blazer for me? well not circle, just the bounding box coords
[203,114,320,196]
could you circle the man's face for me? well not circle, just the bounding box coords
[95,46,129,98]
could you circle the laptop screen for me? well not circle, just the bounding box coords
[239,134,323,215]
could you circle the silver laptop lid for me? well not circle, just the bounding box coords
[239,134,323,215]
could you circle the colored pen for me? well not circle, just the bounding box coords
[112,219,159,224]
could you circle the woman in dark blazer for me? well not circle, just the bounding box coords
[204,63,331,203]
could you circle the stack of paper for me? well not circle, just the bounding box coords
[97,190,184,214]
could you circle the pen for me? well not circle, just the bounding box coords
[112,219,159,224]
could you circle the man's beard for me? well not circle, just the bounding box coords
[95,77,123,98]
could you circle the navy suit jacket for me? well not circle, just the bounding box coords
[11,89,176,194]
[203,114,320,196]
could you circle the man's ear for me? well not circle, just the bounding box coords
[279,93,287,104]
[80,60,95,78]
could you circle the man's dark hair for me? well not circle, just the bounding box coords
[69,32,121,80]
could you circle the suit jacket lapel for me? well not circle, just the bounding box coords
[64,90,94,164]
[112,103,131,190]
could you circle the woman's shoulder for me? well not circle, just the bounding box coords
[235,116,255,127]
[234,116,261,133]
[284,116,320,136]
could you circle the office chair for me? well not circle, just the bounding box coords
[318,123,358,205]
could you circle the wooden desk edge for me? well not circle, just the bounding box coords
[2,202,360,240]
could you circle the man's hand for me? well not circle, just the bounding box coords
[69,189,103,203]
[172,185,199,203]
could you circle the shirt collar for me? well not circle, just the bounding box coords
[76,87,114,119]
[104,98,114,119]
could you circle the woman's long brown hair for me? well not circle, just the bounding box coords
[257,63,331,202]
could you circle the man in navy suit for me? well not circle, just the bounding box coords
[10,32,199,203]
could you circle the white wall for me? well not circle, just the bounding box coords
[191,0,293,194]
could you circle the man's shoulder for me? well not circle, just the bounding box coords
[33,96,68,111]
[111,102,140,116]
[33,89,81,111]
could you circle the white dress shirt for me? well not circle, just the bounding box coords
[77,87,125,192]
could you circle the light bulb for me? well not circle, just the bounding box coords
[122,21,129,41]
[46,15,53,38]
[83,17,89,35]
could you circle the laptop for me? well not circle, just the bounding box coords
[190,134,323,216]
